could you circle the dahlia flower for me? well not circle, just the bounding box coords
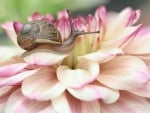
[1,6,150,113]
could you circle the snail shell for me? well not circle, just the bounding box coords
[17,19,100,54]
[17,20,62,50]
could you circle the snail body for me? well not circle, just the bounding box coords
[17,15,100,54]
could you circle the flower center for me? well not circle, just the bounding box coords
[61,33,101,69]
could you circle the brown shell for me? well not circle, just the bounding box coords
[33,20,62,42]
[17,20,62,50]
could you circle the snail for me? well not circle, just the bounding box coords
[17,12,100,54]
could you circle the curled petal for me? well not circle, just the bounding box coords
[28,12,54,23]
[43,14,54,23]
[79,47,123,63]
[0,69,38,86]
[0,63,27,77]
[23,51,67,66]
[57,59,99,88]
[73,17,86,31]
[68,85,119,104]
[77,16,86,24]
[98,56,150,91]
[52,92,101,113]
[117,7,140,26]
[95,6,107,25]
[88,16,101,32]
[5,89,54,113]
[13,21,23,34]
[57,10,69,20]
[102,24,142,48]
[87,6,102,31]
[105,7,141,40]
[28,12,43,21]
[101,92,150,113]
[56,18,71,41]
[1,22,18,45]
[22,68,65,101]
[124,27,150,54]
[86,15,93,26]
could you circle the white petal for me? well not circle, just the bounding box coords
[68,85,119,104]
[23,51,67,66]
[5,89,54,113]
[101,92,150,113]
[22,68,65,101]
[79,47,123,63]
[98,56,150,91]
[52,92,101,113]
[57,59,99,88]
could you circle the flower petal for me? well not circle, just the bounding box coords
[0,55,24,66]
[95,6,107,26]
[101,92,150,113]
[0,46,24,62]
[98,56,150,91]
[13,21,23,34]
[129,80,150,98]
[57,10,69,20]
[28,12,43,21]
[22,68,65,101]
[0,69,38,86]
[28,12,54,23]
[57,59,99,88]
[52,92,101,113]
[0,99,6,113]
[5,89,54,113]
[79,47,123,63]
[73,17,86,31]
[38,105,56,113]
[124,27,150,54]
[1,22,18,46]
[0,63,27,77]
[68,84,119,104]
[87,16,101,33]
[105,7,141,40]
[102,25,142,48]
[52,93,72,113]
[56,18,71,41]
[0,86,15,96]
[0,86,13,97]
[23,51,67,66]
[0,86,17,113]
[80,100,101,113]
[0,92,11,113]
[43,14,54,23]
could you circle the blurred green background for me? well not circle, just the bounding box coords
[0,0,150,45]
[0,0,108,23]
